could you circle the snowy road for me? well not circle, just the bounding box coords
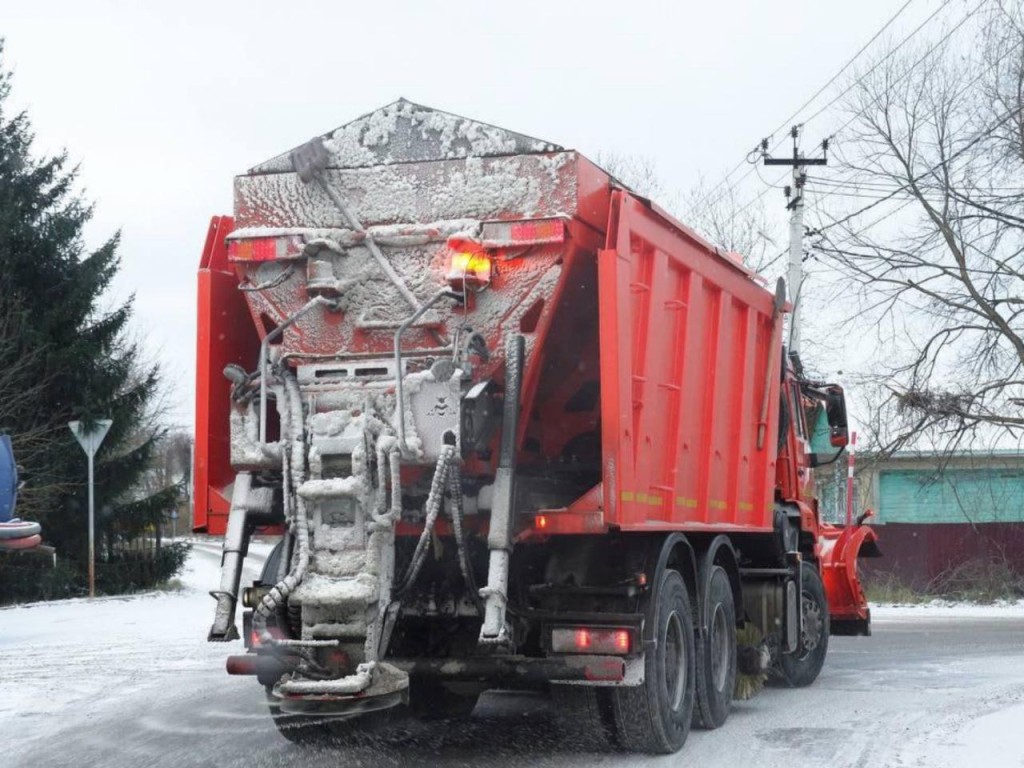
[2,547,1024,767]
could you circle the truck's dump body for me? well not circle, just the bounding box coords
[196,99,781,536]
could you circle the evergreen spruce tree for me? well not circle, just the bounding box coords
[0,41,178,590]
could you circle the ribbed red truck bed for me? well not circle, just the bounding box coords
[596,192,779,533]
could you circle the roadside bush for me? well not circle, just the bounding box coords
[863,571,926,605]
[0,557,81,604]
[0,542,191,606]
[927,557,1024,604]
[864,555,1024,605]
[94,542,191,595]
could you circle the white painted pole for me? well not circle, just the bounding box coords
[69,419,112,600]
[88,450,95,598]
[787,163,805,355]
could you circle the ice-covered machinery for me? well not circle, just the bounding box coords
[195,101,879,754]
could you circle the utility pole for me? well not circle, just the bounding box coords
[763,126,828,356]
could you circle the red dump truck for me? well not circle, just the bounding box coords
[194,100,880,754]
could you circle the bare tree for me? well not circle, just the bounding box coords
[811,2,1024,454]
[0,292,70,518]
[595,151,676,207]
[595,152,779,273]
[683,177,780,274]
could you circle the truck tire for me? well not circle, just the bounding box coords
[695,566,736,729]
[610,569,695,754]
[260,539,284,585]
[779,562,830,687]
[551,684,614,749]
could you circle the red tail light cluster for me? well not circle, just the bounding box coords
[480,218,566,246]
[551,627,633,655]
[227,235,303,262]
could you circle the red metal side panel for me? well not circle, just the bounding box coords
[600,192,779,533]
[194,216,260,534]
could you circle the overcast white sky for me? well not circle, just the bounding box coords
[4,0,951,428]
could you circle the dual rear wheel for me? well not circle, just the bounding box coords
[695,565,737,729]
[554,568,698,754]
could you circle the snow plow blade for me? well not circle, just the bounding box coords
[819,524,881,636]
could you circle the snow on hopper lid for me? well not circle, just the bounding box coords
[247,99,564,174]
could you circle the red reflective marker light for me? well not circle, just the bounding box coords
[551,627,633,655]
[614,630,630,653]
[535,514,548,530]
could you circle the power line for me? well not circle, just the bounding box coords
[820,0,991,144]
[730,1,983,224]
[799,0,964,131]
[808,107,1019,239]
[813,178,1022,193]
[811,8,1014,217]
[690,0,929,215]
[764,0,923,148]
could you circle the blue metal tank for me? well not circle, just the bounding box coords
[0,435,17,523]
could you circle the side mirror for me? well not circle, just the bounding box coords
[825,386,849,448]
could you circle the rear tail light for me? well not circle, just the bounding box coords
[551,627,634,655]
[227,235,303,262]
[479,218,566,247]
[447,217,566,257]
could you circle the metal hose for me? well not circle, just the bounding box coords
[395,445,454,595]
[253,373,319,646]
[446,457,484,614]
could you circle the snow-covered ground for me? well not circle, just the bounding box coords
[873,598,1024,619]
[0,543,265,758]
[1,548,1023,767]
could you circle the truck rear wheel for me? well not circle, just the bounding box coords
[610,569,695,754]
[695,565,736,729]
[779,562,829,687]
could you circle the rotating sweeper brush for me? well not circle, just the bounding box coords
[734,622,770,700]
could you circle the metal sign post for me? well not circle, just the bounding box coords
[69,420,112,598]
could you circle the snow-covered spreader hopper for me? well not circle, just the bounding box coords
[195,100,879,753]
